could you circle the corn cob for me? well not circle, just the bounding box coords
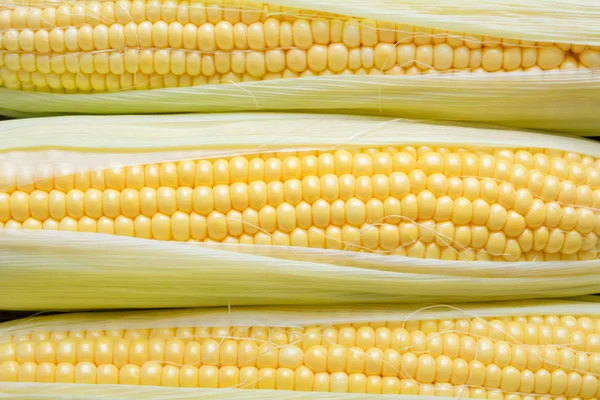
[2,114,600,310]
[0,0,598,93]
[2,144,600,261]
[0,299,600,399]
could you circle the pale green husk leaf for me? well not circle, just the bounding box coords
[2,72,600,135]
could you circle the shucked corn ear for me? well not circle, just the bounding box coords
[1,298,600,399]
[0,0,599,133]
[1,113,600,310]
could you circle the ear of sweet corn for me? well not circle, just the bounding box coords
[1,113,600,310]
[3,113,600,262]
[0,0,599,133]
[0,298,599,398]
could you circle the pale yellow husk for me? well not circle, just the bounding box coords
[1,113,600,311]
[2,297,598,333]
[0,297,598,399]
[2,72,599,135]
[0,384,441,400]
[1,0,599,133]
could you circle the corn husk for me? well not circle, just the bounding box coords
[0,297,598,399]
[1,0,600,133]
[3,297,598,333]
[0,384,446,400]
[2,68,599,136]
[1,113,600,311]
